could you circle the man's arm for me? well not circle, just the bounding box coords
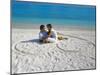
[52,30,57,40]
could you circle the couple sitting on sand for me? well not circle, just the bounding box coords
[39,24,58,43]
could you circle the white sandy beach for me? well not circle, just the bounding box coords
[12,28,96,74]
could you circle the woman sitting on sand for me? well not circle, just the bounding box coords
[39,24,65,43]
[39,25,47,43]
[39,24,57,43]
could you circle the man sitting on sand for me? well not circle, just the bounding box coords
[39,24,57,43]
[46,24,58,43]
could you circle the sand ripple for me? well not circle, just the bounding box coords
[12,31,96,74]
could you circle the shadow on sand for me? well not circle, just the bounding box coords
[20,39,43,44]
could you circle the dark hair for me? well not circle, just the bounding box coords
[40,25,45,30]
[47,24,52,28]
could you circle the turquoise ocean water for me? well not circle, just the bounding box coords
[12,0,96,29]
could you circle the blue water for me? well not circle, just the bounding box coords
[11,0,96,29]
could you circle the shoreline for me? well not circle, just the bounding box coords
[12,26,95,31]
[12,23,96,31]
